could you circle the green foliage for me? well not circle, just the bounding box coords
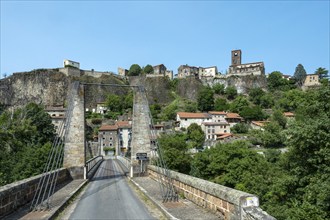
[248,87,265,105]
[239,106,266,122]
[160,98,179,121]
[271,110,287,129]
[143,64,154,74]
[183,100,198,113]
[190,141,275,196]
[225,86,237,100]
[214,98,229,111]
[0,104,56,186]
[128,64,142,76]
[259,93,274,109]
[106,93,122,112]
[197,86,214,111]
[229,95,250,113]
[231,123,249,134]
[186,123,205,149]
[315,67,328,79]
[213,83,225,95]
[294,64,307,87]
[267,71,290,91]
[158,133,191,174]
[91,118,102,125]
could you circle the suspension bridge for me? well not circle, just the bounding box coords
[0,77,274,220]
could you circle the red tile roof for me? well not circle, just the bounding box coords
[283,112,294,117]
[226,113,242,119]
[177,112,211,119]
[99,125,118,131]
[216,133,234,140]
[116,121,132,128]
[251,121,269,127]
[208,111,227,115]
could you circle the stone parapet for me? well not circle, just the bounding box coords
[0,168,71,218]
[148,165,275,220]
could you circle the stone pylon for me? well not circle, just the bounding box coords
[130,76,152,177]
[63,82,85,179]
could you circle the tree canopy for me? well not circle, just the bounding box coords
[143,64,154,74]
[128,64,142,76]
[197,86,214,111]
[294,64,307,87]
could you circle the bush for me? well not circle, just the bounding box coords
[91,118,102,125]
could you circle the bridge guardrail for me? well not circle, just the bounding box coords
[116,156,131,173]
[85,155,103,179]
[148,165,275,220]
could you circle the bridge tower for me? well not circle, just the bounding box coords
[130,77,152,177]
[63,82,86,179]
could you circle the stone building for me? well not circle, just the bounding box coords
[98,121,132,156]
[177,65,200,78]
[45,106,66,134]
[228,50,265,76]
[303,74,320,88]
[199,66,218,78]
[118,67,128,77]
[153,64,167,75]
[98,125,118,156]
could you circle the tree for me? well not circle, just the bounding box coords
[231,123,249,134]
[267,71,290,91]
[239,106,266,121]
[229,95,250,113]
[225,86,237,100]
[158,133,191,174]
[213,83,225,95]
[186,123,205,149]
[293,64,307,87]
[106,94,122,112]
[214,98,229,111]
[197,86,214,111]
[271,110,287,129]
[248,88,265,105]
[143,64,154,74]
[0,104,56,186]
[128,64,142,76]
[314,67,328,79]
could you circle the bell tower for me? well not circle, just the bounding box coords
[231,50,242,66]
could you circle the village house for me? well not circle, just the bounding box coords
[225,112,243,127]
[302,74,321,90]
[208,111,227,122]
[201,121,231,141]
[228,50,265,76]
[177,65,200,78]
[118,67,128,77]
[45,106,66,134]
[199,66,218,78]
[250,121,269,131]
[176,112,212,130]
[150,64,174,79]
[98,121,132,156]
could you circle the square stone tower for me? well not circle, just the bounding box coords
[231,50,242,66]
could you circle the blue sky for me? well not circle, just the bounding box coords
[1,1,329,77]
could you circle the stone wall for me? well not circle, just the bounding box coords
[148,165,275,220]
[0,168,71,218]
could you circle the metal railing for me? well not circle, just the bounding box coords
[86,155,103,178]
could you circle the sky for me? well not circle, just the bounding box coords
[1,0,329,77]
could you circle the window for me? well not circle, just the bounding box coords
[110,143,113,146]
[110,137,113,141]
[208,129,211,133]
[212,129,215,133]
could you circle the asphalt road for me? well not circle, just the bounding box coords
[69,159,155,220]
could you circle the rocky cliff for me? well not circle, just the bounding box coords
[0,69,268,110]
